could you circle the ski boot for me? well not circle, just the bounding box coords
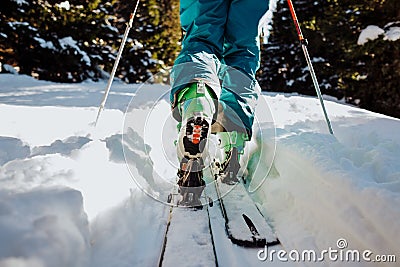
[214,131,248,185]
[175,81,215,208]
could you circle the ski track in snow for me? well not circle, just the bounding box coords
[0,74,399,266]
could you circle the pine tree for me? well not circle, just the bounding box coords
[259,0,400,118]
[109,0,180,83]
[0,0,181,83]
[259,0,341,98]
[342,0,400,117]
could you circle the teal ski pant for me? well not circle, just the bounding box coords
[170,0,269,137]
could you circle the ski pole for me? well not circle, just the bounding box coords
[95,0,140,126]
[286,0,334,135]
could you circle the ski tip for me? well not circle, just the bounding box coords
[228,234,280,248]
[224,214,280,248]
[266,238,281,247]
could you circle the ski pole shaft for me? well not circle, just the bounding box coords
[286,0,334,135]
[301,45,334,134]
[95,0,140,126]
[287,0,305,43]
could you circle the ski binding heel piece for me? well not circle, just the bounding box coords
[177,159,206,209]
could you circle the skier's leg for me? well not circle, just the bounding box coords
[171,0,229,205]
[223,0,269,77]
[217,66,260,137]
[211,0,269,183]
[170,0,230,118]
[217,0,269,137]
[172,0,230,155]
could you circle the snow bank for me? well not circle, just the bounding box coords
[0,187,90,267]
[251,94,400,265]
[0,137,30,165]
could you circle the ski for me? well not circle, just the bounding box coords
[158,185,217,267]
[212,172,280,247]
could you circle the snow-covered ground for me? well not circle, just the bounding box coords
[0,73,399,266]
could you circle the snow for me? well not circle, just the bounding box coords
[0,73,399,266]
[59,37,91,66]
[57,1,71,11]
[32,36,92,66]
[7,22,37,32]
[259,0,277,44]
[358,24,400,45]
[0,64,18,75]
[11,0,28,6]
[357,25,384,45]
[34,37,54,50]
[384,26,400,42]
[162,205,215,267]
[0,187,90,267]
